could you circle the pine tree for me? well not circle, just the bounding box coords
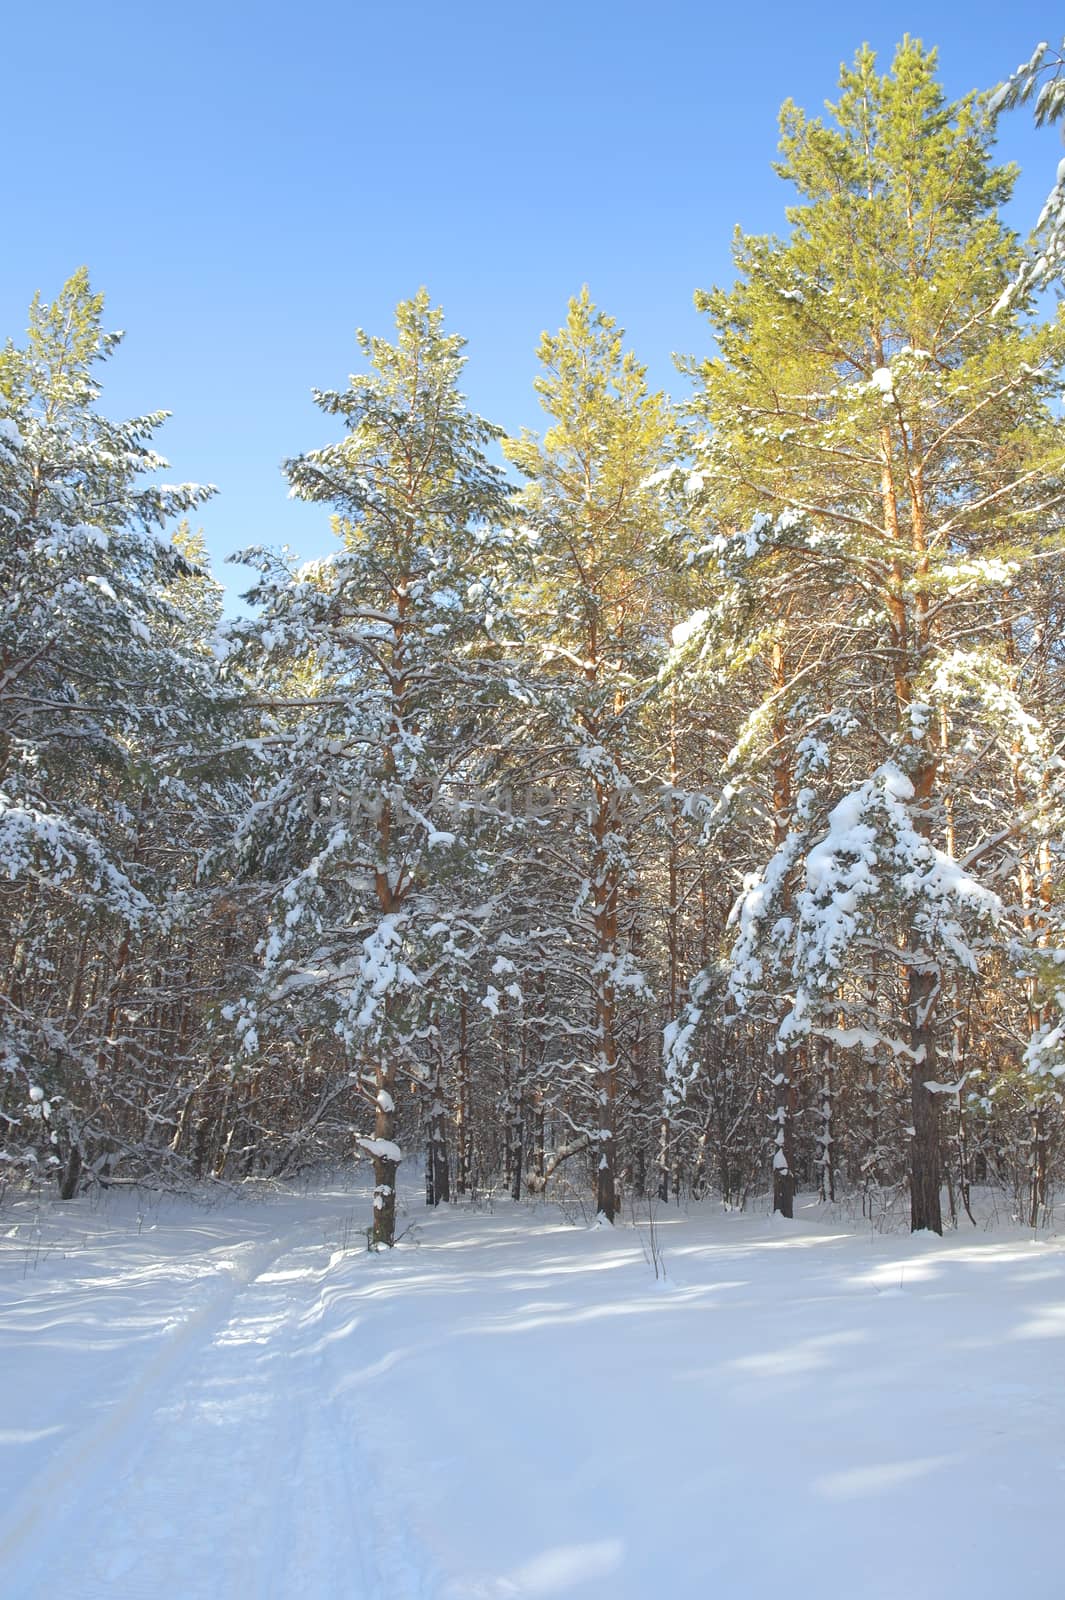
[0,270,219,1191]
[232,290,513,1245]
[684,40,1065,1231]
[504,289,672,1221]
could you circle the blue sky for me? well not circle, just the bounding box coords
[4,1,1062,607]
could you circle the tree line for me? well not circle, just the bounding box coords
[4,38,1065,1242]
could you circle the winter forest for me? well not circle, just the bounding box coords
[6,39,1065,1247]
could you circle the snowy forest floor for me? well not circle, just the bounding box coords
[1,1182,1063,1599]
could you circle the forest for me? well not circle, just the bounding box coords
[5,37,1065,1246]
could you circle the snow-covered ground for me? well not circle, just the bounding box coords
[2,1184,1063,1599]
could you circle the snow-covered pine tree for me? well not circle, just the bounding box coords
[990,38,1065,302]
[659,549,818,1215]
[504,289,672,1221]
[231,290,513,1245]
[980,40,1065,1220]
[679,40,1065,1231]
[0,270,222,1192]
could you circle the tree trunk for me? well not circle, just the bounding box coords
[657,1112,671,1204]
[454,993,470,1198]
[58,1143,82,1201]
[424,1042,450,1207]
[592,787,620,1223]
[509,1010,527,1202]
[509,1097,524,1203]
[1029,1099,1049,1229]
[532,1091,545,1191]
[908,963,942,1233]
[815,1036,835,1203]
[771,1056,797,1217]
[371,1062,398,1247]
[372,1152,398,1247]
[596,1124,617,1221]
[769,635,797,1220]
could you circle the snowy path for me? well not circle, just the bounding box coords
[0,1203,425,1599]
[3,1189,1065,1597]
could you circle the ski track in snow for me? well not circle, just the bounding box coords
[0,1200,444,1600]
[3,1188,1065,1598]
[70,1232,372,1600]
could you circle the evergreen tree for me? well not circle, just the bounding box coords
[0,270,221,1191]
[232,290,513,1245]
[504,289,672,1221]
[681,40,1065,1231]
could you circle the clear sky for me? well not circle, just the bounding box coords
[4,0,1062,607]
